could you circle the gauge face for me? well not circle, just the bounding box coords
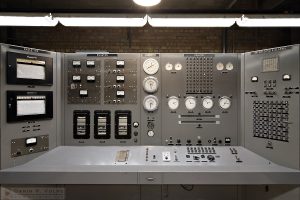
[202,96,214,110]
[226,62,234,71]
[165,63,173,71]
[168,96,179,111]
[174,63,182,71]
[143,95,159,112]
[185,96,197,110]
[219,96,231,109]
[143,58,159,75]
[216,62,224,71]
[143,76,159,93]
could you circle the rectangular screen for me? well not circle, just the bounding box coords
[7,91,53,122]
[7,52,53,85]
[17,99,46,116]
[16,58,46,80]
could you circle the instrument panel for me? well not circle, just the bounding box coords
[64,53,240,146]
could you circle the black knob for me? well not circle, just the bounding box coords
[207,155,215,161]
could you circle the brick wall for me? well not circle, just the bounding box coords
[1,25,299,53]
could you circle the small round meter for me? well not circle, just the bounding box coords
[202,96,214,110]
[143,76,159,93]
[143,95,159,112]
[185,96,197,111]
[219,96,231,109]
[168,96,180,111]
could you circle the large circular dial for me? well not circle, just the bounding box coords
[202,96,214,110]
[143,58,159,75]
[219,96,231,109]
[185,96,197,111]
[143,76,159,93]
[168,96,179,111]
[143,95,159,112]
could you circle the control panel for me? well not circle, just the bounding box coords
[64,53,240,146]
[161,54,240,146]
[64,53,141,146]
[0,44,59,169]
[243,45,300,169]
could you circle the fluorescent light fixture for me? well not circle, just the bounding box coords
[133,0,161,7]
[148,15,237,27]
[0,13,58,26]
[57,14,147,27]
[237,15,300,27]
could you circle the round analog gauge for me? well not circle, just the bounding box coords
[202,96,214,110]
[143,76,159,93]
[219,96,231,109]
[143,95,159,112]
[185,96,197,111]
[168,96,179,111]
[143,58,159,75]
[216,62,224,71]
[165,63,173,71]
[226,62,234,71]
[174,63,183,71]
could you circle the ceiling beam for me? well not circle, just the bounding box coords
[261,0,287,9]
[227,0,238,9]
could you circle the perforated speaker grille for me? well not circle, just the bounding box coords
[186,56,213,94]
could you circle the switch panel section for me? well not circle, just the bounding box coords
[73,111,90,139]
[104,59,137,104]
[243,45,300,169]
[94,111,111,139]
[115,111,132,139]
[11,135,49,157]
[67,55,101,104]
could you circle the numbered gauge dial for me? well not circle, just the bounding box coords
[175,63,183,71]
[165,63,173,71]
[143,95,159,112]
[219,96,231,109]
[143,76,159,93]
[168,96,179,111]
[143,58,159,75]
[226,62,234,71]
[202,96,214,110]
[216,62,224,71]
[185,96,197,111]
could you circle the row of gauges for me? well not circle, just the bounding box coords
[143,58,160,112]
[168,96,231,111]
[216,62,234,71]
[142,58,234,74]
[165,63,182,71]
[143,96,231,112]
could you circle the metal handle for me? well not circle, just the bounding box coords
[146,177,155,181]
